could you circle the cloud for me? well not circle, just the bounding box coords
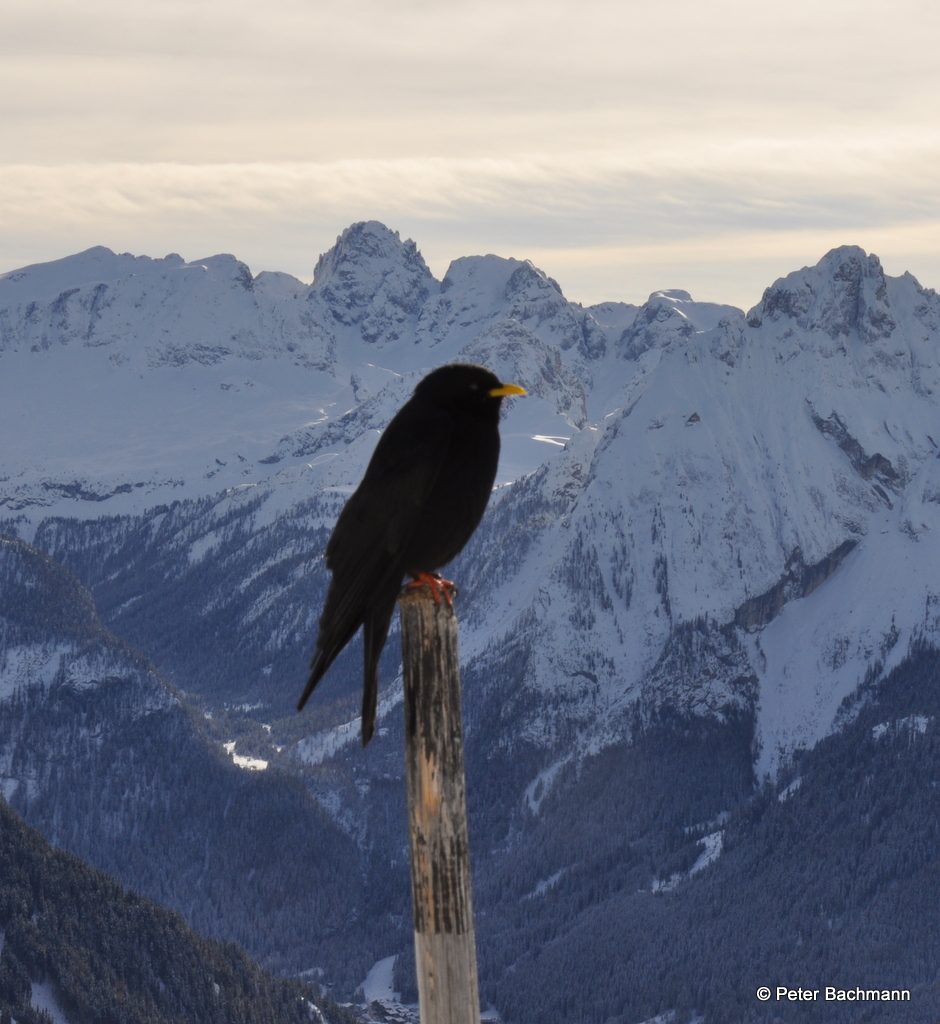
[5,0,939,164]
[3,135,939,308]
[4,127,939,230]
[3,0,939,305]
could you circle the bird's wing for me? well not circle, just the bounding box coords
[326,405,454,575]
[297,409,453,715]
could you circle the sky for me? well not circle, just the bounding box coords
[2,0,940,310]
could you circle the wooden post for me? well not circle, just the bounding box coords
[399,582,481,1024]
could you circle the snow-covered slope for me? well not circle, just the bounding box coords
[4,226,939,784]
[4,224,940,1016]
[454,245,940,777]
[0,535,369,978]
[0,224,581,519]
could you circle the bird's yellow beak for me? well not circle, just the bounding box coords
[488,383,527,398]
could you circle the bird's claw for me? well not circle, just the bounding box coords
[405,571,456,607]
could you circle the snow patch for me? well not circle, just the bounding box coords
[524,757,570,814]
[360,954,421,1023]
[689,831,723,876]
[0,643,71,700]
[523,869,566,900]
[361,955,398,1003]
[295,679,404,765]
[222,741,268,771]
[778,777,803,802]
[872,715,930,742]
[31,979,73,1024]
[653,830,724,891]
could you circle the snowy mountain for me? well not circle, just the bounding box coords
[6,225,934,771]
[454,245,940,779]
[0,535,380,988]
[3,222,940,1021]
[0,225,581,518]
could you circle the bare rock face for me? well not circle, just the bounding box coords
[752,245,897,342]
[309,220,437,341]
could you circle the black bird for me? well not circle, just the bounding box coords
[297,363,526,744]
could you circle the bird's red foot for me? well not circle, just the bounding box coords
[405,571,456,606]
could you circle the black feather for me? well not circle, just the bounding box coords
[296,363,525,744]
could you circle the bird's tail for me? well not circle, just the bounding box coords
[297,597,365,712]
[297,651,329,712]
[359,584,398,746]
[297,578,399,744]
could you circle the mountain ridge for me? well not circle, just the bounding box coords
[5,224,938,774]
[3,223,940,1019]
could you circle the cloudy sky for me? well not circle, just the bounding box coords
[3,0,939,308]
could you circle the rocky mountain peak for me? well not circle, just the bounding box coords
[615,291,697,360]
[188,252,255,291]
[309,220,436,341]
[612,288,745,362]
[751,244,897,342]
